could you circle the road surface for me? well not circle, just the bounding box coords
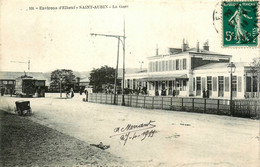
[0,93,259,167]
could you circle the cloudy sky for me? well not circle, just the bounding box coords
[1,0,259,72]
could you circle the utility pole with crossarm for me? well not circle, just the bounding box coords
[91,21,126,105]
[10,60,31,76]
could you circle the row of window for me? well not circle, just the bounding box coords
[0,80,15,85]
[193,76,242,97]
[149,58,187,72]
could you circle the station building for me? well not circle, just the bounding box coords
[125,41,259,99]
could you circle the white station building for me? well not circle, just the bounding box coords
[125,41,259,99]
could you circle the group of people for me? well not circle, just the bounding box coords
[0,86,14,96]
[66,88,74,98]
[202,89,210,98]
[155,88,178,97]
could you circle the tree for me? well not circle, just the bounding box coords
[89,65,120,93]
[250,56,260,98]
[50,69,76,92]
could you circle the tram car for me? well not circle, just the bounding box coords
[15,75,46,97]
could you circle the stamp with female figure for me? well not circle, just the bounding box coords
[222,1,259,47]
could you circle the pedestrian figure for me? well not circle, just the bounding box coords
[10,88,13,97]
[66,87,70,98]
[70,88,74,98]
[155,90,159,96]
[1,86,5,96]
[202,89,206,98]
[80,89,82,95]
[161,88,166,96]
[173,89,176,97]
[206,89,210,98]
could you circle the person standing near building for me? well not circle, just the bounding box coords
[172,89,176,97]
[1,86,5,96]
[70,88,74,98]
[202,89,206,98]
[206,89,210,98]
[66,87,70,98]
[10,88,13,97]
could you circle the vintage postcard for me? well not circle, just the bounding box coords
[0,0,259,167]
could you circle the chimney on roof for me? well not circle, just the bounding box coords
[196,41,200,52]
[182,38,188,52]
[203,40,209,51]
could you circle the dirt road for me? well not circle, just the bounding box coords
[0,93,259,167]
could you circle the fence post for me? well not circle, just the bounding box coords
[181,98,184,110]
[217,100,219,114]
[170,97,173,110]
[111,94,113,104]
[144,96,146,108]
[204,99,206,113]
[130,95,132,106]
[96,93,97,103]
[117,95,118,105]
[161,97,164,110]
[152,96,154,109]
[101,94,102,104]
[136,95,138,107]
[192,98,194,112]
[106,94,107,104]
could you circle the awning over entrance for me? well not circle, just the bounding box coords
[136,74,188,82]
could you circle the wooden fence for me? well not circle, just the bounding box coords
[88,93,260,118]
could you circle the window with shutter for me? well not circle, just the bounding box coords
[169,60,172,71]
[225,77,229,92]
[159,61,162,72]
[238,76,242,92]
[173,60,175,71]
[176,59,179,70]
[183,59,187,70]
[202,77,206,90]
[246,77,251,92]
[213,77,217,91]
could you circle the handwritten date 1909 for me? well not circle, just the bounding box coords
[120,130,157,145]
[110,120,157,146]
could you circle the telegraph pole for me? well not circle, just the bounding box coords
[11,59,31,76]
[122,18,126,105]
[91,30,126,105]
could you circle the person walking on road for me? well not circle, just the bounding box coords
[70,88,74,98]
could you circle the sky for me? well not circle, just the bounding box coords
[0,0,259,73]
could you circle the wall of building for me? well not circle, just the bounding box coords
[193,68,245,99]
[191,57,229,69]
[148,54,190,73]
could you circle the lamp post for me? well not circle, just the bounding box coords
[227,62,236,115]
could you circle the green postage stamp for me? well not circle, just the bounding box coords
[222,1,259,47]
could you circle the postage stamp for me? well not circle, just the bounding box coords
[222,1,259,47]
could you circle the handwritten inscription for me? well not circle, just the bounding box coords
[110,120,157,145]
